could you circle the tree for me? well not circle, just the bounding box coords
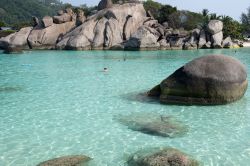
[241,7,250,35]
[143,0,162,18]
[221,15,243,39]
[158,5,177,23]
[0,21,5,27]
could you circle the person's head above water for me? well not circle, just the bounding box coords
[103,68,108,71]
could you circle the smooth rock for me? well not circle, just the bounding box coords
[207,20,223,35]
[98,0,113,10]
[76,9,86,26]
[198,29,206,48]
[28,22,75,49]
[0,27,32,50]
[42,16,53,28]
[57,3,146,50]
[169,37,184,50]
[222,36,233,48]
[57,10,64,16]
[125,25,160,50]
[53,13,72,24]
[159,39,171,50]
[148,55,248,105]
[212,31,223,48]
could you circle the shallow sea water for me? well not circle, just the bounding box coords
[0,48,250,166]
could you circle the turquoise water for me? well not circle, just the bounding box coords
[0,49,250,166]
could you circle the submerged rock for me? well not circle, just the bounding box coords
[127,147,200,166]
[37,155,91,166]
[115,114,188,138]
[0,86,23,92]
[148,55,248,105]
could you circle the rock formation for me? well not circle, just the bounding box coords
[148,55,248,105]
[0,27,33,53]
[0,1,245,52]
[42,16,53,28]
[56,3,146,50]
[127,147,200,166]
[98,0,113,11]
[37,155,91,166]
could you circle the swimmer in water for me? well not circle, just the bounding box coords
[103,68,108,72]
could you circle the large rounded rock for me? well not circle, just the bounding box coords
[37,155,91,166]
[127,147,200,166]
[148,55,248,105]
[207,20,223,35]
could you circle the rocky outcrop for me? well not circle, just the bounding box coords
[37,155,91,166]
[76,9,86,26]
[98,0,113,10]
[207,20,223,48]
[0,27,33,52]
[148,55,248,105]
[127,147,200,166]
[28,21,75,49]
[124,26,160,50]
[222,36,233,48]
[42,16,53,28]
[207,20,223,34]
[56,3,146,50]
[198,29,206,48]
[0,2,244,52]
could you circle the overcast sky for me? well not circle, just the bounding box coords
[62,0,250,21]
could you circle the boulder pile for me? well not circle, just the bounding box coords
[0,0,244,52]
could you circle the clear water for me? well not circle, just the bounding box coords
[0,48,250,166]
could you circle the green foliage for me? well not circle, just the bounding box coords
[158,5,177,23]
[0,21,5,27]
[0,0,63,26]
[221,16,243,39]
[143,0,162,18]
[12,21,33,30]
[168,11,203,30]
[0,30,16,38]
[241,7,250,35]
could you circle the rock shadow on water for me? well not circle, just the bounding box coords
[114,113,188,138]
[121,91,159,105]
[0,85,23,93]
[126,147,200,166]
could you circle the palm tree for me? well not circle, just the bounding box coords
[202,9,209,17]
[209,13,221,20]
